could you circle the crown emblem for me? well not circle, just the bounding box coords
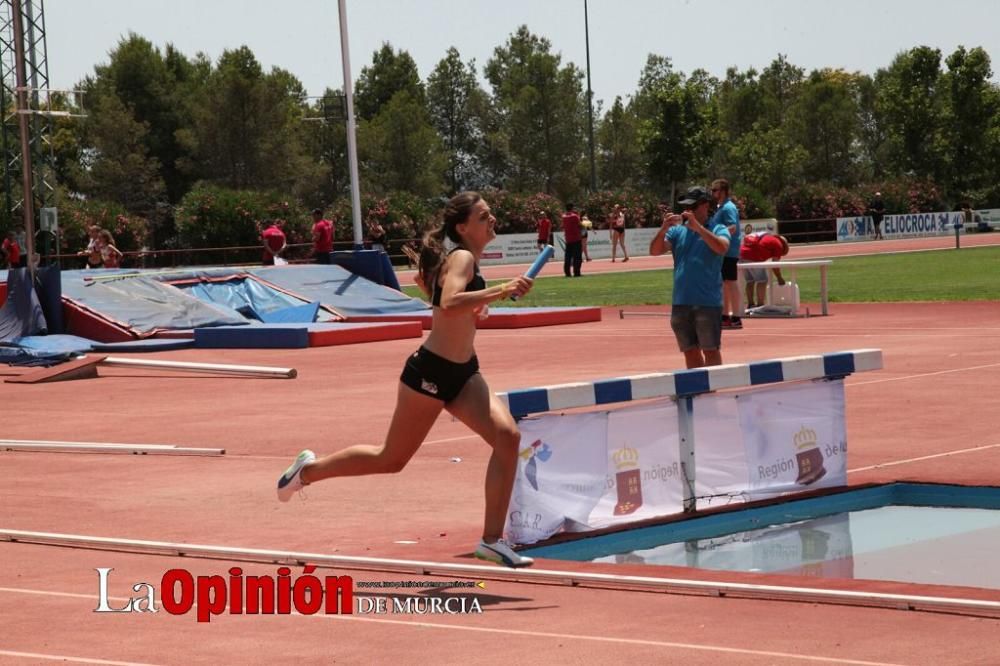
[793,426,817,450]
[613,446,639,470]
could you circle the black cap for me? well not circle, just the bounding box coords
[678,186,712,207]
[312,208,323,215]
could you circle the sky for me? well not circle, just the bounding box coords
[45,0,1000,109]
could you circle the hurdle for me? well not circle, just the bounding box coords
[497,349,882,512]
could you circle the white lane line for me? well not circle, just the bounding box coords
[850,362,1000,387]
[0,586,904,666]
[848,443,1000,473]
[0,649,162,666]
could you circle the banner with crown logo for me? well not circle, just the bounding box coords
[737,379,847,499]
[589,400,684,527]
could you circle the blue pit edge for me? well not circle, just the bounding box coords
[522,482,1000,562]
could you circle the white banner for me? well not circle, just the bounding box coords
[506,410,608,545]
[836,211,966,242]
[505,399,683,544]
[738,379,847,499]
[478,228,660,265]
[554,228,661,262]
[479,218,776,265]
[975,208,1000,229]
[479,233,542,266]
[589,400,683,528]
[740,218,778,236]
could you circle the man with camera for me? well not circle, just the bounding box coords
[649,186,731,369]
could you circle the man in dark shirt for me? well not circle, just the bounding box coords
[562,203,582,277]
[868,192,885,240]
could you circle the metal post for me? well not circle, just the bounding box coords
[583,0,597,192]
[677,395,697,513]
[10,0,35,275]
[337,0,364,251]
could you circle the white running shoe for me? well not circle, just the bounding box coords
[474,539,534,568]
[276,449,316,502]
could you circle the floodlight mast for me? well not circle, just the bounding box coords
[10,0,35,274]
[337,0,364,250]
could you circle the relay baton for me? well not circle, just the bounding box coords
[510,245,554,301]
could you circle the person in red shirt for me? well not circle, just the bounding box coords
[2,230,21,269]
[536,213,551,250]
[311,208,333,264]
[561,203,582,277]
[740,232,789,308]
[262,220,287,266]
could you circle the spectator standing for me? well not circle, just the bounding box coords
[536,212,552,250]
[368,220,388,253]
[98,229,123,268]
[608,204,629,262]
[740,232,790,308]
[649,186,731,369]
[311,208,334,264]
[1,230,21,269]
[581,214,594,261]
[712,179,742,329]
[262,220,287,266]
[562,203,583,277]
[868,192,885,240]
[78,225,103,269]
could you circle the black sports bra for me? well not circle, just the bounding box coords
[432,249,486,306]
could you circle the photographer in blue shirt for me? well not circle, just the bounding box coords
[649,186,731,369]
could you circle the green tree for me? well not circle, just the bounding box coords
[485,26,586,197]
[634,59,714,198]
[716,66,763,140]
[300,88,349,205]
[941,46,1000,197]
[878,46,948,181]
[78,94,165,215]
[426,47,489,192]
[188,47,315,192]
[855,73,888,180]
[787,69,861,184]
[596,96,641,189]
[758,54,804,129]
[730,125,807,197]
[84,34,195,202]
[354,43,425,121]
[358,91,446,197]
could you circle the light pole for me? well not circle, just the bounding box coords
[584,0,597,193]
[337,0,364,250]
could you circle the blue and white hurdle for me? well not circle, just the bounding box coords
[497,349,883,512]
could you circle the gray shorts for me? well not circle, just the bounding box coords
[744,266,768,283]
[670,305,722,352]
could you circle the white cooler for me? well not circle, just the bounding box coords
[766,282,800,312]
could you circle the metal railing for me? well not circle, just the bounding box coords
[42,238,422,270]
